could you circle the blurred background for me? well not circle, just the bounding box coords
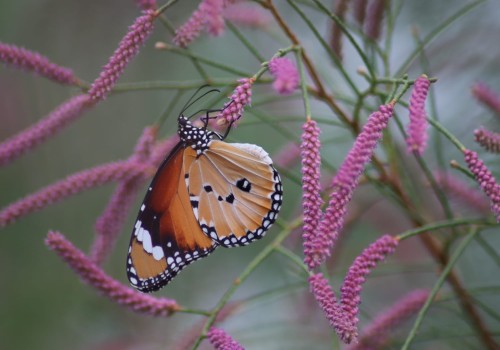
[1,1,500,349]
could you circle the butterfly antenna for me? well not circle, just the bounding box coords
[179,85,209,114]
[180,86,220,116]
[187,108,221,123]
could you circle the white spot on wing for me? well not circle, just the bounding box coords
[142,230,153,253]
[152,246,164,260]
[137,227,144,242]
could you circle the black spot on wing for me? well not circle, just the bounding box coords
[236,178,251,192]
[225,193,235,204]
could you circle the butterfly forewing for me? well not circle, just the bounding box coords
[127,145,216,293]
[186,141,283,247]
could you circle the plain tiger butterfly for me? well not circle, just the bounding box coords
[126,90,283,292]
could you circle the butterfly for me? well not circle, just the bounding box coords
[126,90,283,293]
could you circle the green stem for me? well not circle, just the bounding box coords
[402,228,480,350]
[256,45,296,81]
[111,78,266,92]
[311,0,376,82]
[156,89,185,127]
[295,47,311,119]
[191,228,291,349]
[287,0,360,96]
[450,160,475,179]
[374,76,438,84]
[427,118,466,151]
[156,15,211,81]
[158,44,252,77]
[475,233,500,268]
[155,0,179,16]
[274,245,310,275]
[397,217,494,240]
[389,79,412,103]
[395,0,485,76]
[226,21,265,62]
[413,153,455,222]
[250,107,336,172]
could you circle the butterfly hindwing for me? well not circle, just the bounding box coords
[127,145,217,293]
[186,141,283,247]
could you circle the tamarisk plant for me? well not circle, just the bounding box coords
[1,1,499,349]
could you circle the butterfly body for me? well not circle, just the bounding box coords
[127,114,282,293]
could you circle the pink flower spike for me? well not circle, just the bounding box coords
[349,289,429,350]
[472,82,500,115]
[0,161,153,227]
[206,327,245,350]
[90,179,145,265]
[45,231,179,316]
[406,75,431,155]
[314,103,394,265]
[90,126,158,265]
[434,171,490,214]
[332,103,394,191]
[0,94,94,167]
[474,127,500,154]
[273,142,301,169]
[130,125,159,162]
[173,0,227,47]
[340,235,399,330]
[300,120,325,270]
[88,10,156,101]
[223,3,271,28]
[203,0,226,36]
[268,57,299,95]
[173,5,206,47]
[0,42,78,85]
[309,273,357,344]
[463,149,500,222]
[149,134,180,167]
[216,78,255,125]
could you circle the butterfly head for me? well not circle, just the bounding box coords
[178,114,216,156]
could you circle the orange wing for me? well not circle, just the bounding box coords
[127,144,217,293]
[185,141,283,247]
